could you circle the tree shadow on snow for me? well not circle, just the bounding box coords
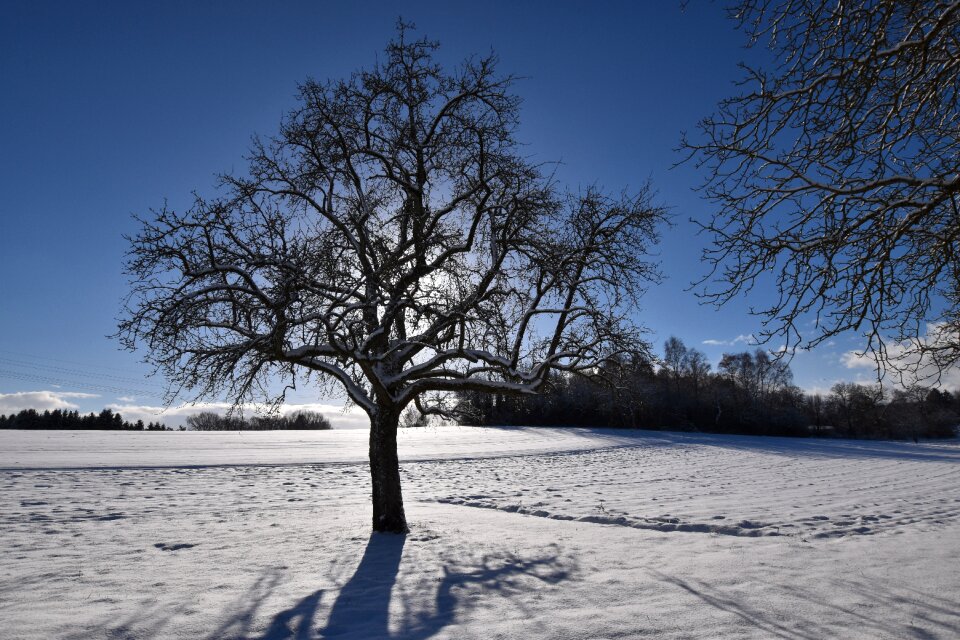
[206,567,287,639]
[691,434,960,463]
[389,543,570,639]
[649,569,960,639]
[257,587,325,640]
[313,532,406,639]
[568,427,960,463]
[256,533,571,639]
[63,601,188,640]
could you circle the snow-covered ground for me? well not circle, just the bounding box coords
[1,428,958,639]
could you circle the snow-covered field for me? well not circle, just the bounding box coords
[2,428,958,639]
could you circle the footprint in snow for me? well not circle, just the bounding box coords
[154,542,197,552]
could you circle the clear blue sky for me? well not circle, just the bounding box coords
[0,1,882,422]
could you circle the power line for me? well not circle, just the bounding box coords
[0,348,155,376]
[0,348,169,400]
[0,370,167,400]
[0,357,166,389]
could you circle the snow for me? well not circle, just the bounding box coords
[1,427,958,639]
[0,427,646,469]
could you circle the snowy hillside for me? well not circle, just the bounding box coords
[2,428,958,639]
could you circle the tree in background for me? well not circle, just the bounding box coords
[185,411,331,431]
[657,337,712,425]
[0,408,168,431]
[184,412,233,432]
[662,336,688,394]
[686,1,960,379]
[715,348,801,433]
[825,382,958,439]
[827,382,886,438]
[455,333,957,439]
[118,26,664,533]
[683,348,711,406]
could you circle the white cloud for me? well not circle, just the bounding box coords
[702,334,757,348]
[0,390,100,413]
[803,385,836,398]
[107,401,370,429]
[841,351,877,370]
[115,396,137,403]
[840,324,960,390]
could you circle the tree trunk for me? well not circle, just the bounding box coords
[369,405,408,533]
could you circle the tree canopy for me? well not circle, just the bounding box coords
[685,0,960,380]
[118,26,665,532]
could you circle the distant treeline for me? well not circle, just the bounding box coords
[0,408,334,431]
[185,411,332,431]
[0,408,171,431]
[455,337,960,440]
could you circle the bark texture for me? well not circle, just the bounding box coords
[369,407,407,533]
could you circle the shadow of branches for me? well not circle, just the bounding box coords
[649,569,960,639]
[260,533,572,639]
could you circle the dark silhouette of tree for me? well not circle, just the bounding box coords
[683,347,711,405]
[685,1,960,377]
[825,382,959,439]
[806,393,826,435]
[827,382,886,438]
[118,25,664,533]
[185,411,330,431]
[185,412,241,431]
[456,342,807,436]
[0,408,168,430]
[285,410,332,431]
[662,336,687,394]
[714,349,800,433]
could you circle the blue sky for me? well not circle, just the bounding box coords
[0,1,895,423]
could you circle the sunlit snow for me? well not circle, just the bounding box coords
[2,427,958,638]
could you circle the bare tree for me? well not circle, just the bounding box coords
[684,1,960,377]
[827,381,886,437]
[663,336,688,393]
[682,347,711,403]
[718,349,792,400]
[806,393,825,433]
[118,27,664,533]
